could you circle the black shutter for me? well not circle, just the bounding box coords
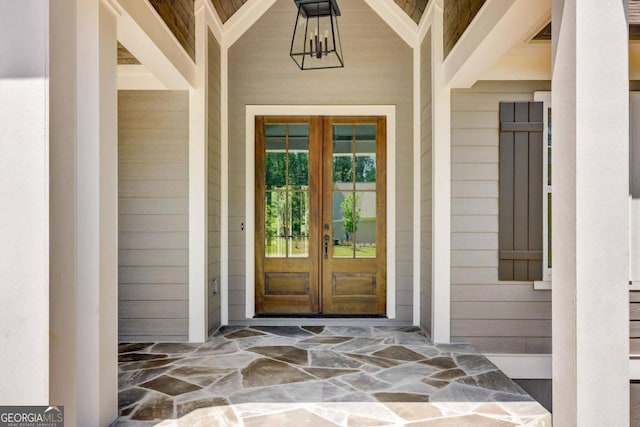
[499,102,543,281]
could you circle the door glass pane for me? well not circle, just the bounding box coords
[288,124,310,188]
[355,191,376,258]
[288,191,309,257]
[332,190,355,258]
[266,126,286,189]
[264,122,310,258]
[355,124,376,186]
[265,191,287,257]
[333,125,354,183]
[266,152,286,189]
[288,151,309,188]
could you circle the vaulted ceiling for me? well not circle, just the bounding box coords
[210,0,429,24]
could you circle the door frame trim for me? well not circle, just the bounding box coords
[244,105,396,319]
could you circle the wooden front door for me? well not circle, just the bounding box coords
[255,116,386,315]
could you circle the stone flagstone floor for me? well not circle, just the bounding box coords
[113,326,551,426]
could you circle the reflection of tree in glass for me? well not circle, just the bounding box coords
[290,192,308,237]
[288,153,309,187]
[265,192,286,253]
[340,193,360,242]
[265,152,286,188]
[333,156,376,183]
[356,156,376,182]
[333,156,353,182]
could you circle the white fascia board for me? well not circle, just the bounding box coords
[197,0,224,44]
[364,0,418,48]
[117,64,167,90]
[443,0,551,88]
[484,354,552,379]
[117,0,195,89]
[417,0,437,42]
[223,0,277,48]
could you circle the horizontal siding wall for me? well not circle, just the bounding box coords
[118,90,189,342]
[420,30,433,333]
[208,31,222,334]
[631,291,640,354]
[228,0,413,323]
[450,81,551,353]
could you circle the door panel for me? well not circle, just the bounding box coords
[322,117,386,314]
[255,117,321,314]
[255,116,386,315]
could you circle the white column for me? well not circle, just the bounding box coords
[50,0,118,424]
[430,3,451,343]
[75,0,119,424]
[552,0,629,425]
[0,0,49,405]
[189,5,208,342]
[50,0,78,420]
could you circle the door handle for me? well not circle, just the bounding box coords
[324,234,329,259]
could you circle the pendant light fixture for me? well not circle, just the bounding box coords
[290,0,344,70]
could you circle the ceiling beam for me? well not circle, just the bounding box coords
[364,0,419,47]
[117,0,195,88]
[223,0,277,48]
[442,0,551,88]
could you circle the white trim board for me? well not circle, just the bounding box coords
[363,0,418,48]
[484,354,552,379]
[629,359,640,380]
[485,354,640,381]
[244,105,397,320]
[117,64,167,90]
[117,0,195,89]
[412,34,421,326]
[188,7,209,343]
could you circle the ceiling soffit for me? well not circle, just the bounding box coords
[210,0,429,24]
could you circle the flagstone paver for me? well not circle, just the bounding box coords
[112,326,551,426]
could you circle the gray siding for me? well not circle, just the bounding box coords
[118,91,189,341]
[450,81,551,353]
[631,382,640,426]
[228,0,413,323]
[420,31,432,333]
[208,31,222,334]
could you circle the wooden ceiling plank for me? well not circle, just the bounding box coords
[210,0,230,23]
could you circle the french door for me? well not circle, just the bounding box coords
[255,116,386,315]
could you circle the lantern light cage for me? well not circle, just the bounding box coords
[290,0,344,70]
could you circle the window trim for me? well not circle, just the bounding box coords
[534,91,552,290]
